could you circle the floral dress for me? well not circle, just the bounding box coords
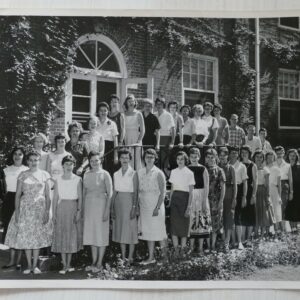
[207,165,226,233]
[5,170,52,249]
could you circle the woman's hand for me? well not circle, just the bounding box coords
[278,197,282,205]
[152,207,159,217]
[75,210,81,223]
[289,191,293,201]
[102,210,109,222]
[76,167,83,176]
[114,158,119,165]
[155,145,160,152]
[196,142,203,148]
[250,195,256,205]
[241,196,247,208]
[178,142,184,149]
[231,198,237,210]
[184,206,191,218]
[169,144,174,150]
[43,211,49,225]
[130,206,137,219]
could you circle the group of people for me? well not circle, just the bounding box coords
[0,94,299,275]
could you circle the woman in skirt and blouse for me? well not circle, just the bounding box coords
[253,150,275,236]
[111,149,138,264]
[205,149,226,251]
[169,151,195,252]
[188,147,211,253]
[138,148,168,264]
[51,155,83,274]
[219,147,237,252]
[83,151,113,273]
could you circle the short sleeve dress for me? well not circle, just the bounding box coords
[5,170,52,249]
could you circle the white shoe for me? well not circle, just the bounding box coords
[23,269,31,275]
[67,267,75,272]
[238,242,244,250]
[33,267,42,274]
[59,269,67,275]
[85,265,93,272]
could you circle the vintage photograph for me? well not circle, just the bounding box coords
[0,15,300,281]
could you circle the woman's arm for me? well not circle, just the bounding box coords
[153,172,166,216]
[46,154,51,175]
[232,167,237,209]
[185,185,194,217]
[219,181,225,212]
[242,179,248,208]
[178,116,184,147]
[130,172,139,219]
[51,180,59,222]
[119,113,125,144]
[99,135,105,157]
[14,176,23,223]
[113,135,119,164]
[265,173,271,205]
[103,173,113,222]
[137,112,145,144]
[203,168,210,211]
[288,165,293,201]
[75,179,83,222]
[277,175,282,204]
[155,129,160,151]
[251,164,258,204]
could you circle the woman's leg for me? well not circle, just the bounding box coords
[236,225,244,249]
[181,237,187,248]
[32,249,40,269]
[211,233,217,250]
[159,240,168,260]
[171,235,179,248]
[16,250,22,265]
[225,229,231,247]
[146,241,155,261]
[120,243,126,260]
[66,253,73,269]
[247,226,253,240]
[24,249,33,270]
[189,238,195,251]
[61,253,67,269]
[7,249,16,266]
[198,238,204,253]
[96,246,106,268]
[91,246,98,266]
[128,244,135,262]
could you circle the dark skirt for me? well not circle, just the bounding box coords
[256,185,275,227]
[223,185,235,230]
[241,184,256,226]
[285,192,300,222]
[281,180,289,220]
[170,191,190,237]
[2,192,15,243]
[234,183,244,225]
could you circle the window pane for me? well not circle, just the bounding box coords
[191,74,198,89]
[183,72,190,88]
[279,85,284,98]
[72,96,90,113]
[284,86,289,98]
[207,76,213,91]
[198,75,205,90]
[80,40,96,67]
[280,100,300,127]
[199,60,205,75]
[182,56,190,72]
[98,43,120,72]
[279,72,283,83]
[73,49,94,69]
[191,58,198,74]
[184,90,215,107]
[295,87,299,99]
[72,79,91,96]
[207,61,213,76]
[97,81,117,105]
[284,73,289,84]
[72,114,90,130]
[280,17,299,29]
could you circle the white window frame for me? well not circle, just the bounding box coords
[181,53,219,106]
[278,17,300,32]
[278,68,300,129]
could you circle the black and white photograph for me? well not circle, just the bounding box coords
[0,12,300,284]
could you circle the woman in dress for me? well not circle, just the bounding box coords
[285,149,300,231]
[32,133,49,170]
[202,102,219,146]
[229,146,248,250]
[51,155,83,274]
[97,102,119,176]
[191,104,209,147]
[83,151,113,272]
[46,133,71,180]
[108,94,125,146]
[112,149,138,264]
[240,145,258,242]
[169,151,195,251]
[180,105,196,147]
[218,147,237,252]
[205,149,226,251]
[274,146,293,231]
[138,148,167,264]
[265,151,282,233]
[5,151,52,274]
[124,94,145,170]
[65,121,89,175]
[85,116,105,156]
[253,150,275,236]
[188,147,211,253]
[1,147,28,269]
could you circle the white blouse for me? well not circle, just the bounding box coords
[232,161,248,184]
[4,165,29,192]
[276,160,291,181]
[113,166,136,193]
[155,110,175,137]
[257,167,270,185]
[169,166,195,192]
[193,118,209,137]
[56,174,81,200]
[97,118,118,142]
[266,165,281,186]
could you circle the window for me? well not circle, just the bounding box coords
[278,69,300,128]
[279,17,300,31]
[182,53,218,107]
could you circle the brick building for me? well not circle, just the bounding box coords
[48,17,300,148]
